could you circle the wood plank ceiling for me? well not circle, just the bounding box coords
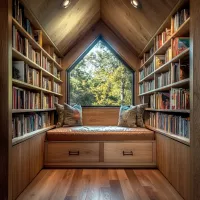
[25,0,178,56]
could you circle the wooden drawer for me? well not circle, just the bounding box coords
[46,142,99,163]
[104,142,153,163]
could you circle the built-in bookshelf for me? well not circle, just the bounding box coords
[139,3,190,145]
[12,0,63,143]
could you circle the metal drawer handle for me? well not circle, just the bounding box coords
[123,151,133,156]
[69,151,80,156]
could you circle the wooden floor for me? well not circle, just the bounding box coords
[17,169,183,200]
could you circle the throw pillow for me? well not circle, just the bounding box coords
[136,103,148,127]
[118,105,137,128]
[54,103,64,128]
[63,103,83,126]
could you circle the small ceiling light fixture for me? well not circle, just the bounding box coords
[62,0,71,8]
[130,0,141,9]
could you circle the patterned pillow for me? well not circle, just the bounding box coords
[54,103,64,128]
[63,103,83,126]
[136,104,148,127]
[118,105,137,128]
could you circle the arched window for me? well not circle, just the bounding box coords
[67,36,135,107]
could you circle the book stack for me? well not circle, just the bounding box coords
[171,88,190,110]
[53,82,61,94]
[150,92,170,109]
[148,112,190,139]
[42,56,52,72]
[173,37,190,57]
[12,112,50,138]
[140,70,144,80]
[142,80,155,93]
[144,61,154,76]
[12,87,40,109]
[53,67,61,79]
[157,71,171,88]
[171,62,189,83]
[171,9,190,33]
[42,77,52,91]
[155,55,165,69]
[165,47,172,62]
[13,61,40,86]
[155,28,171,50]
[53,53,61,65]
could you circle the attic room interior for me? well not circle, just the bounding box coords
[1,0,200,199]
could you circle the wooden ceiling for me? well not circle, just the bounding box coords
[25,0,179,56]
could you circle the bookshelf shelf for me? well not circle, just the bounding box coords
[145,125,190,146]
[12,79,41,91]
[12,17,63,71]
[139,17,190,71]
[12,125,55,146]
[12,108,56,113]
[145,108,190,113]
[139,78,189,96]
[42,88,63,97]
[139,71,154,83]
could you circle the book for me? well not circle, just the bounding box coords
[42,77,52,91]
[173,37,190,57]
[155,55,165,69]
[53,82,61,94]
[34,30,43,46]
[157,70,171,88]
[12,61,25,82]
[165,47,172,62]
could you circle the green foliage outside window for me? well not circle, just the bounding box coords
[68,39,134,106]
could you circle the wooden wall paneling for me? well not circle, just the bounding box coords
[61,20,140,105]
[23,0,100,55]
[156,133,190,200]
[190,0,200,199]
[29,133,46,181]
[0,0,12,199]
[82,108,119,126]
[12,141,30,200]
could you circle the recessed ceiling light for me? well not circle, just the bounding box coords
[62,0,70,8]
[130,0,141,9]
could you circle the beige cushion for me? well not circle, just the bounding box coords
[63,104,83,126]
[54,103,64,128]
[47,126,155,141]
[136,104,148,127]
[118,105,137,128]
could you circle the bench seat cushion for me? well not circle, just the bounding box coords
[47,126,154,141]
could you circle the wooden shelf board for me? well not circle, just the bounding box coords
[145,125,190,146]
[139,78,189,96]
[41,68,63,83]
[12,125,55,146]
[139,71,154,83]
[12,108,56,113]
[12,79,41,91]
[12,17,63,71]
[139,0,189,57]
[145,108,190,113]
[42,88,63,97]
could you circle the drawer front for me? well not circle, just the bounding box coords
[104,142,153,163]
[46,143,99,163]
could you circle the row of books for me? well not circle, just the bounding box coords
[53,82,62,94]
[43,95,59,109]
[157,71,171,88]
[53,67,61,79]
[155,55,165,69]
[155,28,171,50]
[139,80,155,94]
[172,37,190,57]
[42,77,52,91]
[165,46,172,62]
[140,70,145,80]
[53,53,61,65]
[148,112,190,139]
[12,87,40,109]
[171,62,189,83]
[12,26,41,65]
[13,61,40,86]
[12,0,43,46]
[144,61,154,76]
[12,112,50,138]
[42,56,52,72]
[149,89,189,110]
[171,9,189,33]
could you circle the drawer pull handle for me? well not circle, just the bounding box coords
[123,151,133,156]
[69,151,80,156]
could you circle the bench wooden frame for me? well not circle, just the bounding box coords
[44,140,156,168]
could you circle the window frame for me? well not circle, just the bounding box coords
[66,35,135,107]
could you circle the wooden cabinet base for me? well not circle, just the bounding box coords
[44,141,156,168]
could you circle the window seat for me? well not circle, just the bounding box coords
[46,126,155,141]
[45,126,156,168]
